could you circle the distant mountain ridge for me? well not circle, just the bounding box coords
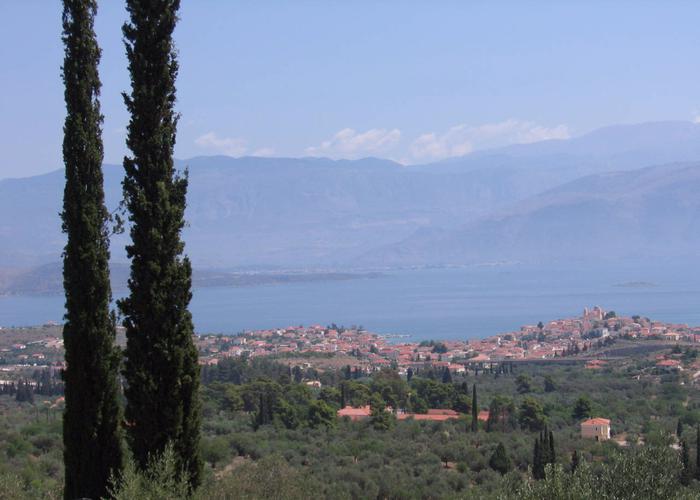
[366,161,700,266]
[3,121,700,275]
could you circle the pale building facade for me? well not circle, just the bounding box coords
[581,417,611,441]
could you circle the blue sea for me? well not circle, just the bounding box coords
[2,262,700,341]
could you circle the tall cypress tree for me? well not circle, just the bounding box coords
[61,1,123,498]
[540,428,548,463]
[571,450,579,473]
[696,426,700,481]
[680,439,691,485]
[120,0,202,487]
[533,438,543,479]
[471,384,478,432]
[549,429,555,464]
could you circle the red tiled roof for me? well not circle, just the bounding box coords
[337,406,371,417]
[581,418,610,425]
[657,359,681,367]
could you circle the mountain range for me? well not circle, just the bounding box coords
[3,120,700,290]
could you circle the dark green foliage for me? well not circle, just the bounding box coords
[516,374,532,394]
[198,455,321,499]
[119,0,202,488]
[532,426,555,480]
[533,438,544,479]
[453,394,471,414]
[254,393,267,429]
[519,397,546,431]
[14,380,34,404]
[4,353,700,498]
[370,393,394,431]
[543,375,556,392]
[489,442,511,474]
[61,1,123,498]
[549,429,555,464]
[371,368,409,409]
[308,400,336,429]
[471,384,478,432]
[486,395,516,433]
[680,439,693,486]
[201,355,294,385]
[109,444,191,500]
[411,396,428,414]
[696,426,700,481]
[677,419,683,437]
[571,449,579,473]
[341,380,372,407]
[431,342,448,354]
[680,439,691,485]
[572,396,593,421]
[442,367,453,384]
[519,447,689,499]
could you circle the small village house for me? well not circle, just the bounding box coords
[337,405,371,421]
[580,417,611,441]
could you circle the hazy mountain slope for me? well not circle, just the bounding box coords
[3,121,700,270]
[0,156,497,268]
[367,162,700,266]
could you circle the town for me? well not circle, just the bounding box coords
[196,305,699,373]
[2,306,699,382]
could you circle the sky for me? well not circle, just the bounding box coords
[1,1,700,179]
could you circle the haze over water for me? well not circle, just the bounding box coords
[2,261,700,341]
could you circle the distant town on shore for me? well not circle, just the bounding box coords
[3,306,697,381]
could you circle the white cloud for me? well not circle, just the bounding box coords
[195,132,248,156]
[408,119,570,162]
[252,147,275,157]
[306,128,401,158]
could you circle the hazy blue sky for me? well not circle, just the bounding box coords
[2,1,700,179]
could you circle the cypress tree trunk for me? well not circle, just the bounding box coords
[61,1,123,498]
[120,0,202,487]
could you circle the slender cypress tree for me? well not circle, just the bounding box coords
[571,450,579,473]
[533,438,543,479]
[61,1,123,497]
[696,426,700,481]
[680,439,691,485]
[120,0,202,487]
[471,384,478,432]
[549,429,555,464]
[540,428,549,464]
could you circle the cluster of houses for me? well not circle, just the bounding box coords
[4,306,698,386]
[196,306,700,374]
[0,334,64,371]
